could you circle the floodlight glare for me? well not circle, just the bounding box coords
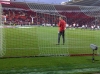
[61,2,66,5]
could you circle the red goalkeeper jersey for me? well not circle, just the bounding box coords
[58,19,66,32]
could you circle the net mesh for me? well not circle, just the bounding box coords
[1,1,100,57]
[26,2,60,15]
[24,1,68,56]
[79,6,100,17]
[79,5,100,55]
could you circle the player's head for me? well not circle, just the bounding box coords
[59,16,63,20]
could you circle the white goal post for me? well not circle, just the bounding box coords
[0,3,6,57]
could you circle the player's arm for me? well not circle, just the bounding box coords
[58,21,61,27]
[64,21,66,30]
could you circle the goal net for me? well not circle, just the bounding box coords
[25,1,68,56]
[79,6,100,55]
[1,1,100,57]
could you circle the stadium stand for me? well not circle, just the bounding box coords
[1,1,96,27]
[66,0,100,6]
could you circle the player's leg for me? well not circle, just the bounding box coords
[57,32,61,45]
[62,30,65,45]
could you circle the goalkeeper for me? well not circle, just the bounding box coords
[57,16,66,45]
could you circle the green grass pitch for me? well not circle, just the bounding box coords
[0,26,100,73]
[3,26,100,57]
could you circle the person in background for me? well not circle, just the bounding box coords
[57,16,66,45]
